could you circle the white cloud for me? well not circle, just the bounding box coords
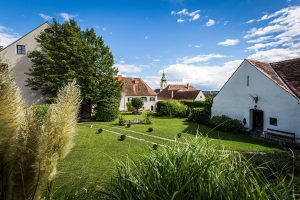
[152,59,160,62]
[177,18,185,23]
[190,13,200,21]
[0,25,19,47]
[161,60,243,90]
[205,19,216,27]
[189,10,200,17]
[245,6,300,62]
[172,9,201,22]
[177,8,189,15]
[218,39,240,46]
[115,64,142,73]
[246,19,255,24]
[177,54,226,64]
[59,12,76,21]
[39,13,52,21]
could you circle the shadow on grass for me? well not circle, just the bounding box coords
[182,120,281,150]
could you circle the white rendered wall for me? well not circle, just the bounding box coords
[212,60,300,143]
[119,95,157,111]
[0,23,49,105]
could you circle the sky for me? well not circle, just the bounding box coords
[0,0,300,90]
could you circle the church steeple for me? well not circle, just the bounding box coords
[160,71,167,91]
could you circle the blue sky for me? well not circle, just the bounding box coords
[1,0,300,90]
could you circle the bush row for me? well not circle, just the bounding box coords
[189,108,245,133]
[156,100,187,117]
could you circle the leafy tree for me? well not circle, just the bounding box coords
[26,20,121,119]
[131,98,144,113]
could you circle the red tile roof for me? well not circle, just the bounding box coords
[173,90,201,100]
[247,58,300,100]
[120,77,157,96]
[157,84,197,100]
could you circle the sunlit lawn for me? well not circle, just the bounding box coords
[53,113,280,199]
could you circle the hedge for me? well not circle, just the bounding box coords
[157,100,187,118]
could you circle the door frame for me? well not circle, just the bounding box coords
[250,109,264,131]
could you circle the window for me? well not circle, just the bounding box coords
[17,45,26,55]
[247,75,249,87]
[150,97,155,102]
[269,118,277,126]
[142,97,148,102]
[128,97,132,101]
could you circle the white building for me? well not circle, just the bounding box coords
[0,22,50,105]
[118,75,157,111]
[212,58,300,144]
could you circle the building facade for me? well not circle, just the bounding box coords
[157,73,205,101]
[118,75,157,111]
[212,58,300,144]
[0,22,50,105]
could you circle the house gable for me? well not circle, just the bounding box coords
[0,22,50,105]
[212,59,300,142]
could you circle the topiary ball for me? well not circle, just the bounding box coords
[177,133,182,138]
[119,134,126,141]
[148,127,153,132]
[97,128,103,134]
[127,123,131,128]
[152,143,158,150]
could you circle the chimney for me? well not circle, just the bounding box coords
[117,75,122,81]
[171,90,174,99]
[186,83,189,89]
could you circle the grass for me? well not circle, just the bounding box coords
[87,113,280,152]
[52,113,281,199]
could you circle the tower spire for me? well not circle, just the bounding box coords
[160,71,167,91]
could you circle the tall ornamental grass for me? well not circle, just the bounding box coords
[105,138,298,200]
[0,63,81,200]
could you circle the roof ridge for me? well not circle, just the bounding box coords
[271,57,300,64]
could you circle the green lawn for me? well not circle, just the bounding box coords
[52,114,280,199]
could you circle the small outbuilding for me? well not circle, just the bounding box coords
[212,58,300,144]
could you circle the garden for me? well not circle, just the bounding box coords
[1,19,299,200]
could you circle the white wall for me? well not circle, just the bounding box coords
[195,91,206,101]
[212,60,300,143]
[0,23,49,105]
[119,95,157,111]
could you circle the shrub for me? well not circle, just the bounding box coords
[126,123,131,128]
[210,115,245,133]
[180,100,207,109]
[157,100,187,118]
[126,101,134,112]
[119,134,126,141]
[189,107,210,125]
[148,127,153,132]
[95,98,120,122]
[152,143,158,150]
[177,133,182,138]
[105,138,297,200]
[143,111,153,124]
[131,98,144,114]
[97,128,103,134]
[118,115,127,126]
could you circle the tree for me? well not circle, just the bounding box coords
[131,98,144,114]
[26,20,121,119]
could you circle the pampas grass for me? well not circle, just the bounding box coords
[0,60,81,200]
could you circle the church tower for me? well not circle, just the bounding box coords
[160,71,167,91]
